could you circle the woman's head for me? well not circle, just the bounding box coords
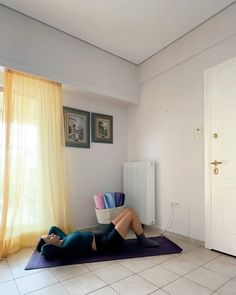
[42,233,61,245]
[36,233,61,252]
[36,238,46,252]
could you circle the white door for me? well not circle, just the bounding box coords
[205,57,236,256]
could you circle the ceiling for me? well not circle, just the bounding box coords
[0,0,235,64]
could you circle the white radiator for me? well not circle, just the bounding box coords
[123,161,156,225]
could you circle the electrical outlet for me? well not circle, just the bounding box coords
[195,128,202,140]
[171,201,180,207]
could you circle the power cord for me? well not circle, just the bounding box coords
[160,203,175,237]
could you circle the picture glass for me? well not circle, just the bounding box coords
[92,113,113,144]
[66,113,87,143]
[64,107,90,148]
[96,118,111,139]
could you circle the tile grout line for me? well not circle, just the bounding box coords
[210,275,236,294]
[135,261,221,293]
[5,255,22,295]
[91,265,135,286]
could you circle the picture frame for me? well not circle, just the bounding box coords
[91,112,113,144]
[63,107,90,148]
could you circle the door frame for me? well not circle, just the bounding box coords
[204,66,212,250]
[204,56,236,249]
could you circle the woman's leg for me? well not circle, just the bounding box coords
[112,208,159,248]
[112,208,143,238]
[111,208,132,225]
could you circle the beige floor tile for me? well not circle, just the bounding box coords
[139,265,180,287]
[180,251,215,266]
[93,263,133,284]
[10,262,43,279]
[203,258,236,278]
[0,266,13,283]
[217,277,236,295]
[218,254,236,265]
[0,258,8,269]
[49,264,89,281]
[151,290,170,295]
[163,277,212,295]
[0,280,20,295]
[26,283,68,295]
[89,285,119,294]
[111,274,157,295]
[6,248,33,266]
[144,254,178,264]
[61,271,106,295]
[118,257,156,273]
[167,238,200,253]
[191,247,220,259]
[161,257,198,275]
[15,269,58,294]
[83,260,116,271]
[185,267,229,291]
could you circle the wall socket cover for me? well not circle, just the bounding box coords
[172,201,180,207]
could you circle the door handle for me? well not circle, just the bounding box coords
[210,160,222,165]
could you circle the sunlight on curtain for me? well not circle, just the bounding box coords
[0,70,71,257]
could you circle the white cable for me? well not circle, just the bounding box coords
[160,204,175,237]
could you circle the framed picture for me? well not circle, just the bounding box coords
[63,107,90,148]
[91,113,113,144]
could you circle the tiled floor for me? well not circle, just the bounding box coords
[1,233,236,295]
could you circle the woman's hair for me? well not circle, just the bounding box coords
[36,238,46,252]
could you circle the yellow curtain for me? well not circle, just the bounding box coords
[0,69,71,257]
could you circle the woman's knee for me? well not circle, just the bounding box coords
[124,208,133,213]
[122,208,130,214]
[120,208,138,221]
[126,208,137,216]
[123,210,134,221]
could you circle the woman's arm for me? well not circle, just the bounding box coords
[41,244,67,259]
[48,226,67,239]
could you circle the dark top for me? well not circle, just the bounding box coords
[61,231,94,251]
[41,226,94,258]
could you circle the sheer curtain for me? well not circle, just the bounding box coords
[0,69,71,257]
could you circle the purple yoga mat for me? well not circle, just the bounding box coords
[25,236,182,270]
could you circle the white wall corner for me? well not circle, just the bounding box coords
[138,2,236,84]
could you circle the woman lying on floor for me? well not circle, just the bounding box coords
[37,208,159,259]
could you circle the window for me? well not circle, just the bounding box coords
[0,86,40,227]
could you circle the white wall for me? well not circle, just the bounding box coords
[128,3,236,241]
[63,90,128,229]
[0,5,139,104]
[0,69,3,86]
